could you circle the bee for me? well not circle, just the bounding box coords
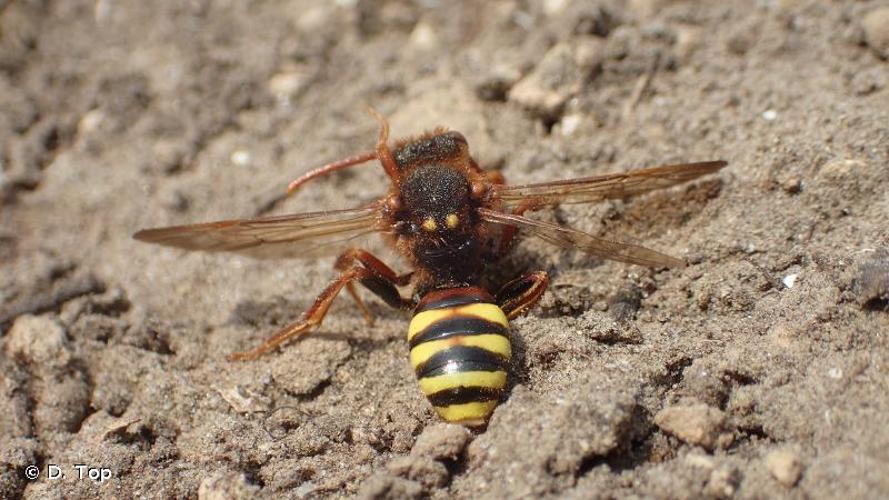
[134,110,725,426]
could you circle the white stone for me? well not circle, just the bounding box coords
[230,150,251,167]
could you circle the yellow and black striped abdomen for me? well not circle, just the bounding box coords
[408,287,510,425]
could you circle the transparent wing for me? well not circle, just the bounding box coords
[133,205,386,259]
[494,161,726,207]
[479,208,684,268]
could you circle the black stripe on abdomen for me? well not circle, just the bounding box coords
[409,288,511,424]
[408,316,509,349]
[427,386,502,407]
[415,345,508,379]
[419,358,508,378]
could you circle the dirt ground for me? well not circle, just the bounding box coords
[2,0,889,498]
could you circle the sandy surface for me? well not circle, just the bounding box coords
[2,0,889,498]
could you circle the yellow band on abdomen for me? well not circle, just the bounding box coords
[409,334,511,369]
[408,291,512,425]
[434,401,499,424]
[407,303,508,342]
[418,370,507,396]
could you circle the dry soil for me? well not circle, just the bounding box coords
[2,0,889,498]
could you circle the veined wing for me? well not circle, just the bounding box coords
[494,161,726,207]
[479,208,683,268]
[133,205,385,259]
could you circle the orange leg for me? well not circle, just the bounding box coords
[335,248,414,321]
[496,271,550,320]
[228,249,413,361]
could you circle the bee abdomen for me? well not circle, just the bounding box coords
[408,287,510,425]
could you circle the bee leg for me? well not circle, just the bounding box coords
[346,282,375,325]
[335,249,415,316]
[228,250,413,361]
[496,271,550,320]
[227,268,375,361]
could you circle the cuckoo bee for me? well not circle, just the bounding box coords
[134,111,725,426]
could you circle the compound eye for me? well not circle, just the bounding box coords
[445,213,459,229]
[421,217,438,232]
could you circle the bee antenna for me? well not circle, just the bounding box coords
[286,151,377,195]
[285,109,402,196]
[368,107,401,185]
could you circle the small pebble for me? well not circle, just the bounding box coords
[473,62,522,102]
[782,274,798,289]
[780,176,802,194]
[655,403,729,450]
[77,109,106,136]
[765,449,802,487]
[608,285,643,323]
[268,71,308,98]
[762,109,778,121]
[674,24,703,61]
[559,114,583,136]
[409,22,437,50]
[817,158,865,180]
[861,8,889,59]
[5,315,70,368]
[230,150,251,167]
[853,248,889,310]
[685,452,715,470]
[6,317,90,434]
[706,466,740,498]
[215,385,270,414]
[509,43,585,119]
[411,423,471,460]
[543,0,570,16]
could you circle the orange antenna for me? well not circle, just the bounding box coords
[368,107,401,184]
[285,108,401,196]
[286,151,377,195]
